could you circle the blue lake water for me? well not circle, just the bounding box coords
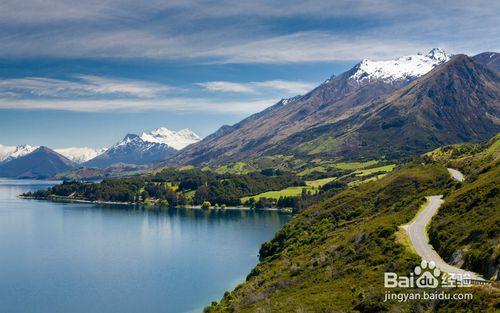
[0,179,290,313]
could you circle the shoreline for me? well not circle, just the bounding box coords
[18,196,293,213]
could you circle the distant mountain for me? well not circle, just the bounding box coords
[472,52,500,72]
[351,48,451,83]
[271,54,500,160]
[85,128,200,168]
[55,147,107,163]
[169,49,456,166]
[0,147,77,178]
[0,144,38,163]
[139,127,201,150]
[55,163,152,181]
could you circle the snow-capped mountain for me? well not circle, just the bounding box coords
[350,48,451,83]
[139,127,201,150]
[55,147,107,163]
[0,146,77,179]
[0,144,38,163]
[84,128,200,168]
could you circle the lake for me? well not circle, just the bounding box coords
[0,179,290,313]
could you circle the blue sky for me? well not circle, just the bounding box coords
[0,0,498,148]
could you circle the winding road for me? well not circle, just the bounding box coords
[402,168,484,281]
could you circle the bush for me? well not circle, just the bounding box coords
[201,201,211,210]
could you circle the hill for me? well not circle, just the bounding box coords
[473,52,500,72]
[85,128,200,168]
[204,136,499,312]
[281,54,500,160]
[427,134,500,280]
[169,49,452,166]
[169,52,499,166]
[0,146,77,179]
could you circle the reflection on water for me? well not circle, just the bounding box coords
[0,179,290,313]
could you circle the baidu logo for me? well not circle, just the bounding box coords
[385,260,441,288]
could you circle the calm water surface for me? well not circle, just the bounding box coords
[0,179,290,313]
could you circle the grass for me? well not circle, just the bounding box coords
[206,164,497,313]
[348,173,387,187]
[294,136,342,155]
[333,160,379,170]
[485,133,500,157]
[297,166,326,176]
[184,190,196,201]
[215,162,254,175]
[427,135,500,279]
[241,177,336,202]
[395,226,417,254]
[355,164,396,176]
[241,186,307,202]
[395,197,430,255]
[306,177,335,188]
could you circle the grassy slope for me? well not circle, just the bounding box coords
[205,163,499,312]
[355,164,396,176]
[240,177,335,202]
[241,161,396,202]
[334,160,379,170]
[428,135,500,280]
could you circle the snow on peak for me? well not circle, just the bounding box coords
[278,95,302,106]
[140,127,201,150]
[0,144,38,162]
[426,48,448,62]
[351,48,451,83]
[55,147,107,163]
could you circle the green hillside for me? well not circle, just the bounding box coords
[204,145,500,312]
[428,135,500,280]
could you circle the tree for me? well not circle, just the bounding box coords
[201,201,211,210]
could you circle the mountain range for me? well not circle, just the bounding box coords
[169,49,499,165]
[0,147,77,179]
[84,128,200,168]
[1,49,498,178]
[0,144,38,163]
[0,127,201,178]
[54,147,107,163]
[472,52,500,72]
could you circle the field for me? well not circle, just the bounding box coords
[241,162,398,202]
[333,160,379,170]
[214,162,254,175]
[354,164,396,176]
[241,177,335,202]
[348,174,387,187]
[297,166,326,176]
[305,177,335,187]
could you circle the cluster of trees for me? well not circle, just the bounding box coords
[24,167,306,208]
[243,180,347,211]
[25,178,146,203]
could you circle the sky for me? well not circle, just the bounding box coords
[0,0,498,148]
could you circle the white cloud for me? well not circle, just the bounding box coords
[197,81,256,93]
[0,97,276,114]
[252,80,316,94]
[0,75,172,98]
[0,1,498,62]
[198,79,315,94]
[0,75,311,113]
